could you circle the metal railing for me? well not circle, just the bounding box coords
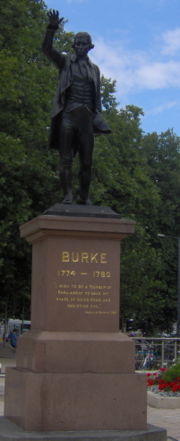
[132,337,180,370]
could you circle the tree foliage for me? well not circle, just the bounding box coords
[0,0,180,334]
[90,107,180,334]
[0,0,64,318]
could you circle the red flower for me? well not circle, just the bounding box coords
[147,379,155,386]
[158,381,171,390]
[147,367,180,394]
[158,383,165,390]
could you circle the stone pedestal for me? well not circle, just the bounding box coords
[4,206,152,436]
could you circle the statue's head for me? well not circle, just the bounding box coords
[72,32,94,57]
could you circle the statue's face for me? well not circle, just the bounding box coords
[74,36,90,58]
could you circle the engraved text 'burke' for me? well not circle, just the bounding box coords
[61,251,108,264]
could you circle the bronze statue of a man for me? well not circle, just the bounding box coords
[42,10,111,205]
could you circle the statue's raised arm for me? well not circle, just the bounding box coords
[42,9,65,67]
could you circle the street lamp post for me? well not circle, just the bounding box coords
[158,234,180,336]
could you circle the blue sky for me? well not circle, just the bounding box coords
[44,0,180,135]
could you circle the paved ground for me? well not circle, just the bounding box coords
[147,406,180,440]
[0,353,179,440]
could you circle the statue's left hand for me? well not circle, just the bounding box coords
[47,10,64,28]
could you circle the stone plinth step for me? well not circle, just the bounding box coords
[0,418,166,441]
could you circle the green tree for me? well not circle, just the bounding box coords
[0,133,60,318]
[101,76,118,111]
[0,0,69,317]
[121,225,177,334]
[136,129,180,333]
[92,105,160,222]
[142,130,180,236]
[120,129,180,334]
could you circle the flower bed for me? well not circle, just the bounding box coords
[147,366,180,395]
[147,363,180,408]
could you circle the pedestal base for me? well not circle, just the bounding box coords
[5,212,149,434]
[5,368,146,432]
[0,418,167,441]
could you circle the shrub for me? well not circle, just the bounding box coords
[160,363,180,383]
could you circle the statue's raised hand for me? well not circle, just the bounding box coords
[47,10,64,28]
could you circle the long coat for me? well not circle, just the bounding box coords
[42,27,111,150]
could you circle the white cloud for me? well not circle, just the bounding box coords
[91,37,180,98]
[136,61,180,89]
[162,28,180,55]
[146,101,177,116]
[91,38,146,95]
